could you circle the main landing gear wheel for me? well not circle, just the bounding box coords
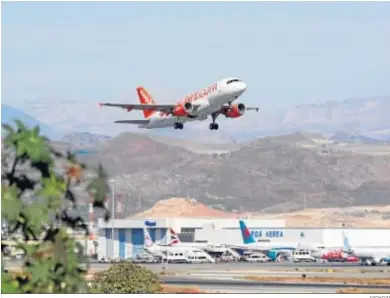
[209,123,219,130]
[174,122,183,130]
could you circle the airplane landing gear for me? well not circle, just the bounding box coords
[209,112,219,130]
[174,122,183,130]
[209,123,219,130]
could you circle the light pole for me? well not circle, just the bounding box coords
[109,179,115,260]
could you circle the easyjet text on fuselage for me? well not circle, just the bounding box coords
[158,83,218,118]
[182,83,218,104]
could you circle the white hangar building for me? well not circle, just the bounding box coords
[97,217,390,260]
[97,217,284,260]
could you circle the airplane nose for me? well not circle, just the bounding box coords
[239,82,247,92]
[233,81,247,96]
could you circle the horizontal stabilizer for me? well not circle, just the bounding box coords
[114,120,150,125]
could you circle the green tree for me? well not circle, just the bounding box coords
[1,120,110,293]
[89,261,162,294]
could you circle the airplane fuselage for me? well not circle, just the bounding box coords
[350,247,390,259]
[144,244,193,257]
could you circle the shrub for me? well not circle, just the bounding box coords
[1,120,110,293]
[89,261,162,294]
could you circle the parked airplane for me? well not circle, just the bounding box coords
[311,247,359,263]
[342,232,390,266]
[167,227,222,249]
[99,77,259,130]
[235,220,329,260]
[142,227,211,255]
[143,228,190,257]
[236,220,297,253]
[166,227,241,258]
[143,228,214,262]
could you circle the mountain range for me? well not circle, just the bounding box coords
[1,104,112,146]
[3,98,390,219]
[57,131,390,218]
[3,95,390,143]
[1,104,61,140]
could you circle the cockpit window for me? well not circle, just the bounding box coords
[227,79,241,84]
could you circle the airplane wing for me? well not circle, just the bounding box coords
[220,104,259,113]
[226,245,268,252]
[100,102,175,113]
[114,120,150,124]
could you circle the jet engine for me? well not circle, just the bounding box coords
[172,102,194,117]
[223,103,246,118]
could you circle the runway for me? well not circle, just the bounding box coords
[5,260,390,294]
[6,259,390,272]
[137,261,390,270]
[160,276,390,293]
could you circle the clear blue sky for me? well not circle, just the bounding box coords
[2,2,390,112]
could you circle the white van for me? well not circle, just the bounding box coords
[186,250,215,263]
[293,249,316,262]
[162,251,187,263]
[186,255,210,264]
[244,254,270,262]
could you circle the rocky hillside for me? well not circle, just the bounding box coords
[74,132,390,215]
[61,132,111,148]
[131,198,390,228]
[277,96,390,132]
[133,198,238,218]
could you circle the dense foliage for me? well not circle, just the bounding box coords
[89,261,162,294]
[1,120,110,293]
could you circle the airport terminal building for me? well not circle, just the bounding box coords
[97,217,390,260]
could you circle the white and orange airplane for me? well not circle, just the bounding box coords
[99,77,259,130]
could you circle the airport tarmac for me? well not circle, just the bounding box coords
[137,261,390,271]
[160,276,390,293]
[5,259,390,272]
[179,269,390,279]
[198,285,338,294]
[163,279,339,293]
[5,260,390,294]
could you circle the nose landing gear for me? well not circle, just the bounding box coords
[174,122,184,130]
[209,112,219,130]
[209,123,219,130]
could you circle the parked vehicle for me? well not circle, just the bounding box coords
[134,254,159,263]
[219,255,239,262]
[293,249,316,262]
[382,257,390,265]
[162,251,188,264]
[186,255,210,264]
[244,253,270,262]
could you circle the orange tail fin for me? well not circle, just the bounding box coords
[136,87,156,118]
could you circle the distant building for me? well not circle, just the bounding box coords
[97,217,390,260]
[97,218,284,260]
